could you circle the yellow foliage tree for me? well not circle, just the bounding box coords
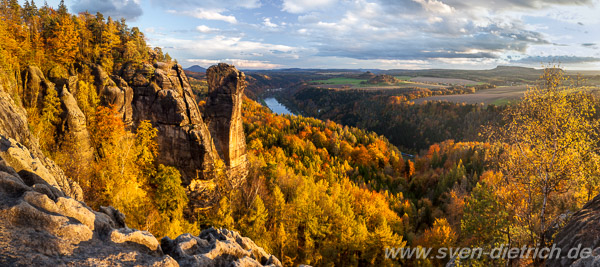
[488,66,599,249]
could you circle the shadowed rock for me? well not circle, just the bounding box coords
[547,194,600,266]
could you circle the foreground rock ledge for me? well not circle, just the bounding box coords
[0,138,280,267]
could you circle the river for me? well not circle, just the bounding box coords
[264,98,295,116]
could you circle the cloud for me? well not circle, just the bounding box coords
[196,25,219,33]
[151,0,600,69]
[155,35,303,61]
[437,0,594,11]
[169,9,237,23]
[71,0,143,20]
[512,55,600,64]
[282,0,338,13]
[186,59,281,69]
[263,18,278,28]
[150,0,260,9]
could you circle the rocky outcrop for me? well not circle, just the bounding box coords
[0,87,83,201]
[114,62,249,185]
[111,62,250,209]
[205,63,248,184]
[0,144,176,266]
[59,89,94,163]
[0,145,280,266]
[117,62,218,183]
[162,228,282,267]
[92,64,134,125]
[21,65,53,109]
[547,194,600,266]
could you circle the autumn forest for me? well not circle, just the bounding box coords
[1,0,600,266]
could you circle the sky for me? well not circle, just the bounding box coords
[32,0,600,70]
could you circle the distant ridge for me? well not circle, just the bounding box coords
[185,65,207,72]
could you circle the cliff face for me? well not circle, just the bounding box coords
[13,62,248,206]
[117,62,218,183]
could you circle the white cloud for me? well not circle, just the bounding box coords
[263,18,278,28]
[196,25,219,33]
[413,0,454,14]
[156,35,302,62]
[169,8,237,23]
[186,59,282,69]
[151,0,261,10]
[282,0,338,13]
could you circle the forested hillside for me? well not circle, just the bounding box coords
[278,86,504,152]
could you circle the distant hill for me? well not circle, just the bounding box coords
[185,65,207,73]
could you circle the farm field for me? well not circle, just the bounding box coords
[412,85,529,105]
[409,77,480,86]
[310,76,451,90]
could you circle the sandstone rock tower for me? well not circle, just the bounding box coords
[205,63,248,185]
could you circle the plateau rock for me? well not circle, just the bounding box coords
[365,74,399,85]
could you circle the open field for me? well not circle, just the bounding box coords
[311,77,449,90]
[409,77,480,86]
[310,77,366,85]
[413,85,529,105]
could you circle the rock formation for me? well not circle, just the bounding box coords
[0,86,83,201]
[0,142,280,266]
[113,62,249,188]
[547,194,600,266]
[116,62,218,183]
[59,88,95,163]
[0,62,267,265]
[92,64,134,125]
[162,228,282,266]
[205,63,248,185]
